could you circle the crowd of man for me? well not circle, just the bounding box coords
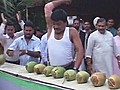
[0,0,120,78]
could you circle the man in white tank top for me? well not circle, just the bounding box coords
[44,0,84,70]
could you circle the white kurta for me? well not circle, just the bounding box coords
[113,35,120,75]
[86,30,119,77]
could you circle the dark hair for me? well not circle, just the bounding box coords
[96,18,106,25]
[5,22,14,30]
[73,18,80,23]
[51,9,67,22]
[24,20,34,29]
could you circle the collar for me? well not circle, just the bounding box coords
[21,35,36,41]
[4,34,16,39]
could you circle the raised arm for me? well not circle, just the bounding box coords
[16,11,25,30]
[15,11,24,37]
[44,0,72,36]
[0,13,7,34]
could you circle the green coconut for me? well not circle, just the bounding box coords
[25,61,37,73]
[43,66,54,77]
[108,75,120,89]
[64,69,77,81]
[76,71,90,84]
[34,64,46,74]
[0,54,5,65]
[90,72,106,87]
[51,67,66,78]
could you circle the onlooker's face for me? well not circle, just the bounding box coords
[73,20,80,30]
[96,21,106,34]
[35,31,43,39]
[83,22,91,31]
[107,19,115,28]
[53,20,67,34]
[24,26,34,39]
[6,25,15,38]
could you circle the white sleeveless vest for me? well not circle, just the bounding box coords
[48,27,74,66]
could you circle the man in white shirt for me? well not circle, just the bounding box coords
[85,18,120,77]
[0,12,24,64]
[7,21,41,66]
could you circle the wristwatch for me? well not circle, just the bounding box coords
[25,50,28,54]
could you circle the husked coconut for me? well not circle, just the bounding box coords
[43,66,54,77]
[51,67,66,78]
[0,54,5,65]
[108,75,120,89]
[76,71,90,84]
[25,61,37,73]
[64,69,77,81]
[91,72,106,87]
[34,64,46,74]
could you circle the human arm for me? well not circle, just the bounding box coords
[116,56,120,69]
[6,39,18,57]
[44,0,72,37]
[0,13,7,34]
[40,33,48,63]
[19,39,41,58]
[113,37,120,68]
[19,50,41,58]
[70,27,84,70]
[16,11,25,30]
[85,34,95,75]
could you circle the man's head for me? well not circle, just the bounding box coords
[51,9,67,34]
[73,18,80,31]
[107,18,115,28]
[35,27,43,39]
[83,21,91,31]
[5,22,15,38]
[24,21,34,39]
[96,18,106,34]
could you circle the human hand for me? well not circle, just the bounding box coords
[116,56,120,69]
[19,50,27,56]
[16,11,21,22]
[1,13,7,24]
[118,61,120,69]
[86,65,93,75]
[7,50,14,57]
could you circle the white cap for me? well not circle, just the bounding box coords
[93,17,100,27]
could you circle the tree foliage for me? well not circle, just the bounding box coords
[0,0,47,31]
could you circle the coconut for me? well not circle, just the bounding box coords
[76,71,90,84]
[51,67,66,78]
[64,69,77,81]
[90,72,106,87]
[34,64,46,74]
[108,75,120,89]
[0,54,5,65]
[25,61,37,73]
[43,66,54,77]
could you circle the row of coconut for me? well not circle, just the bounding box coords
[25,61,120,89]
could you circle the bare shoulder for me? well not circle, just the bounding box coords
[69,27,79,36]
